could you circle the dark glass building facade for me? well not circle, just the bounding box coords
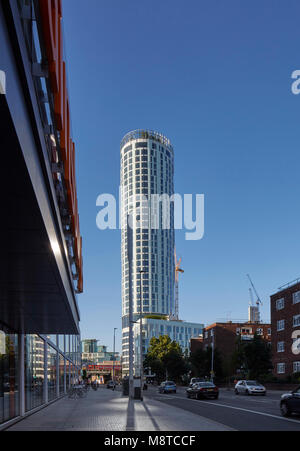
[0,0,83,428]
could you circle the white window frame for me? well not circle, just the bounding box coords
[293,361,300,373]
[277,320,285,331]
[277,363,286,374]
[276,298,285,310]
[277,341,285,353]
[293,291,300,305]
[293,314,300,328]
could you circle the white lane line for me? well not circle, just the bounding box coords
[221,396,276,405]
[166,395,300,426]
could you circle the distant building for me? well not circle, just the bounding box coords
[190,336,204,354]
[271,279,300,378]
[193,321,271,365]
[132,317,203,376]
[81,339,98,354]
[248,305,260,323]
[82,362,122,383]
[81,339,120,366]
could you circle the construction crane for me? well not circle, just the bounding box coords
[247,274,263,323]
[249,288,254,306]
[174,250,184,321]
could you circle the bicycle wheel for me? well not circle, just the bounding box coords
[77,389,84,398]
[68,389,75,399]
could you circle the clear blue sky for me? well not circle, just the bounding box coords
[63,0,300,353]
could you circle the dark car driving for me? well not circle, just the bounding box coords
[280,386,300,417]
[186,381,219,400]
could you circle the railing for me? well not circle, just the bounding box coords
[121,130,174,153]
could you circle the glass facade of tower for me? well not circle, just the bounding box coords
[120,130,175,372]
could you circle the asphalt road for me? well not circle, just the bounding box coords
[144,386,300,431]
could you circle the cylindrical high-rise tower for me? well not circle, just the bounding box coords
[120,130,175,373]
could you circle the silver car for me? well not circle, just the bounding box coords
[158,381,177,394]
[235,380,266,396]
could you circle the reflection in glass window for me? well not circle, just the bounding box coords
[0,330,19,424]
[58,335,65,354]
[59,354,65,396]
[25,335,44,413]
[48,345,57,402]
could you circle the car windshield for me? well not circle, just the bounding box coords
[198,382,215,387]
[246,381,260,386]
[166,381,175,385]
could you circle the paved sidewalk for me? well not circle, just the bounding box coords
[6,387,233,431]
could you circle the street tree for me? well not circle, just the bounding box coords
[144,335,187,382]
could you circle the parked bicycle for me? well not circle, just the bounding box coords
[68,385,88,399]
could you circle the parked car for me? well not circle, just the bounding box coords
[187,382,219,400]
[189,377,204,387]
[235,380,266,396]
[280,386,300,417]
[107,380,117,389]
[158,381,177,394]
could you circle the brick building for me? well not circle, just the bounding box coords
[191,322,271,366]
[271,280,300,378]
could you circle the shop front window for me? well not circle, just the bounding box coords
[48,345,57,402]
[0,328,19,424]
[25,335,44,413]
[66,360,70,390]
[59,354,65,396]
[58,335,65,354]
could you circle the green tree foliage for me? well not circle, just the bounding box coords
[189,348,207,378]
[144,335,188,382]
[189,347,223,381]
[244,334,273,379]
[232,334,273,379]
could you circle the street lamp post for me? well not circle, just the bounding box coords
[139,269,145,400]
[112,328,117,389]
[211,330,215,383]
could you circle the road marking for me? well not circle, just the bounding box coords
[171,396,300,426]
[221,395,275,405]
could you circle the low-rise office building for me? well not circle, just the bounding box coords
[131,317,203,376]
[271,279,300,377]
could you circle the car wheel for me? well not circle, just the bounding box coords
[246,390,251,396]
[187,393,191,398]
[214,395,219,400]
[281,402,291,417]
[196,393,201,400]
[174,390,176,394]
[235,389,239,395]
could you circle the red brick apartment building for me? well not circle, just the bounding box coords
[191,321,271,363]
[271,280,300,378]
